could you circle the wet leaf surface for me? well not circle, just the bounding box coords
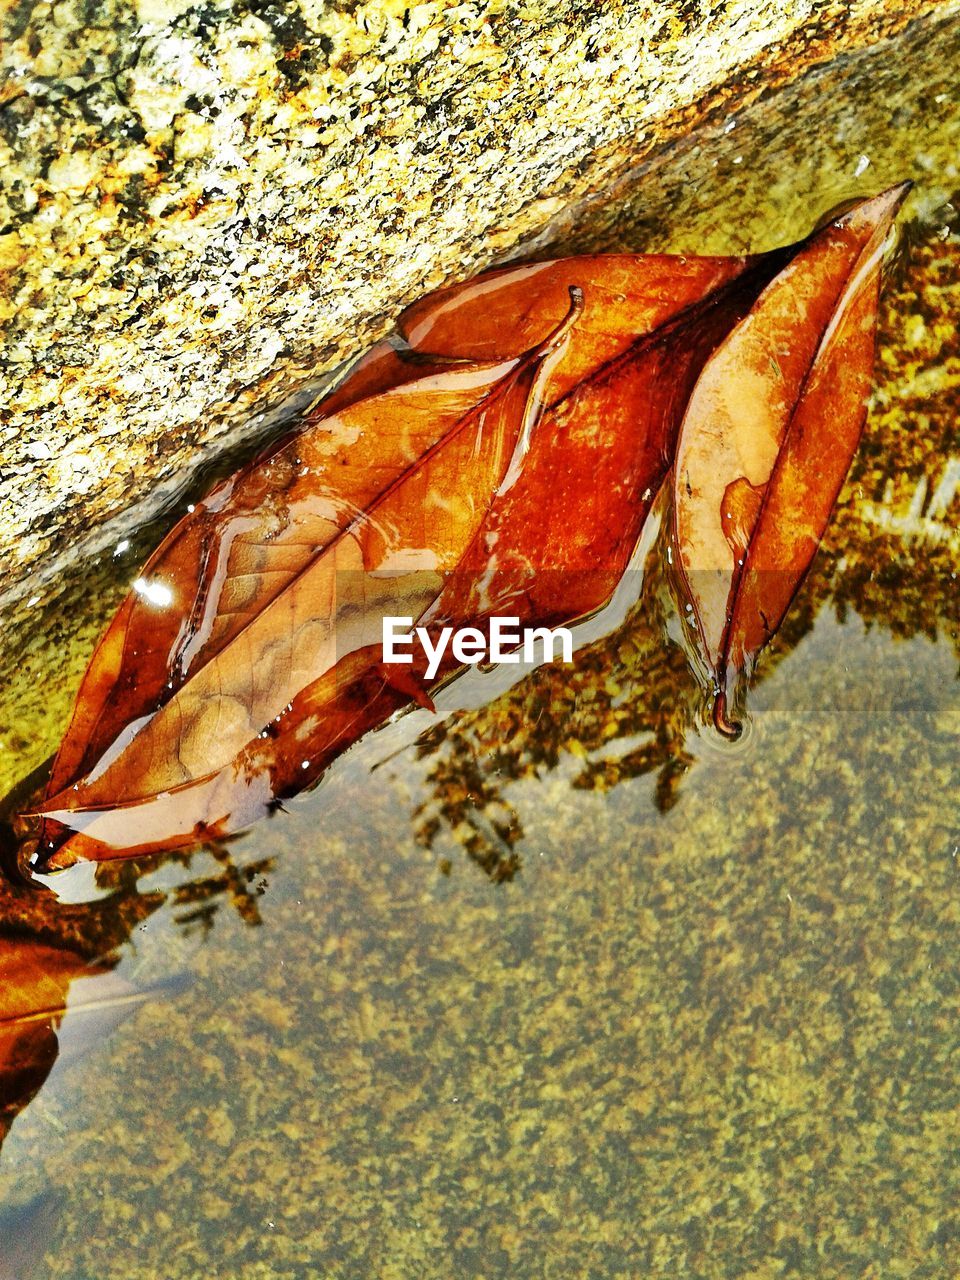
[30,250,792,865]
[23,189,908,864]
[673,185,909,733]
[1,15,957,1267]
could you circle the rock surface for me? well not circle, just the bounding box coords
[0,0,949,600]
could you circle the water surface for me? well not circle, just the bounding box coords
[0,12,957,1278]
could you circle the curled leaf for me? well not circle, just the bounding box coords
[673,184,909,735]
[31,247,785,866]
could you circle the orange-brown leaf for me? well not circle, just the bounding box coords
[673,184,908,735]
[32,246,795,864]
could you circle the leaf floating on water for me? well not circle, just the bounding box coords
[673,183,910,736]
[38,312,581,862]
[25,188,908,864]
[31,248,785,866]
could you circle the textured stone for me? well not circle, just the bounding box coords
[0,0,952,603]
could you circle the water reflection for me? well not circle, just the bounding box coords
[0,816,273,1162]
[402,218,960,872]
[0,10,957,1276]
[0,1189,63,1280]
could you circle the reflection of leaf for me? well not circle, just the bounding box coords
[0,1188,64,1280]
[673,185,909,734]
[33,248,787,867]
[0,940,101,1030]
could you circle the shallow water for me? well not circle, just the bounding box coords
[0,11,958,1279]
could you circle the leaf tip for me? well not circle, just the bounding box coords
[870,179,913,223]
[27,818,80,874]
[712,690,743,741]
[841,181,913,237]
